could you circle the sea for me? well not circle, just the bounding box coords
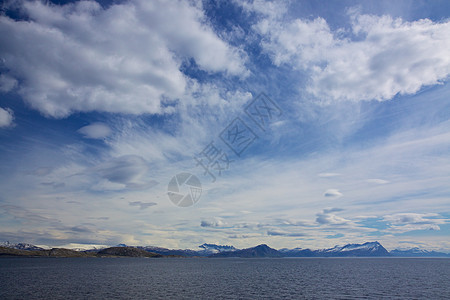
[0,257,449,299]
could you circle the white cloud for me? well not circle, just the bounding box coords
[267,229,306,237]
[383,213,449,233]
[323,189,343,198]
[129,201,157,210]
[90,179,126,191]
[78,123,111,139]
[0,0,247,118]
[318,173,341,178]
[0,74,17,92]
[316,208,351,225]
[251,8,450,102]
[94,155,149,186]
[384,212,438,224]
[366,178,389,184]
[30,167,53,177]
[0,107,14,127]
[239,0,288,24]
[201,219,226,227]
[105,85,253,165]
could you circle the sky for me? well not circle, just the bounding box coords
[0,0,449,252]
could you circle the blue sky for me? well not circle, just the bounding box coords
[0,0,449,251]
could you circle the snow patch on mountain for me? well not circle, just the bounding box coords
[199,243,237,253]
[321,242,382,253]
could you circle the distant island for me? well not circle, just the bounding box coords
[1,241,449,258]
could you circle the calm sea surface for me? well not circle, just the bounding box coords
[0,257,449,299]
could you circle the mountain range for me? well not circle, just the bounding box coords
[211,242,390,258]
[1,241,449,258]
[390,247,450,257]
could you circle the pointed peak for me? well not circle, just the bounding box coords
[362,241,381,246]
[254,244,272,250]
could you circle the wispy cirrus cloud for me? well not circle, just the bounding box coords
[318,173,341,178]
[129,201,157,210]
[267,229,306,237]
[366,179,389,185]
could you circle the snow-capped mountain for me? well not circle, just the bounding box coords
[317,241,389,256]
[390,247,450,257]
[278,242,390,257]
[135,243,238,256]
[211,244,281,258]
[211,242,391,258]
[0,241,44,251]
[137,245,204,257]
